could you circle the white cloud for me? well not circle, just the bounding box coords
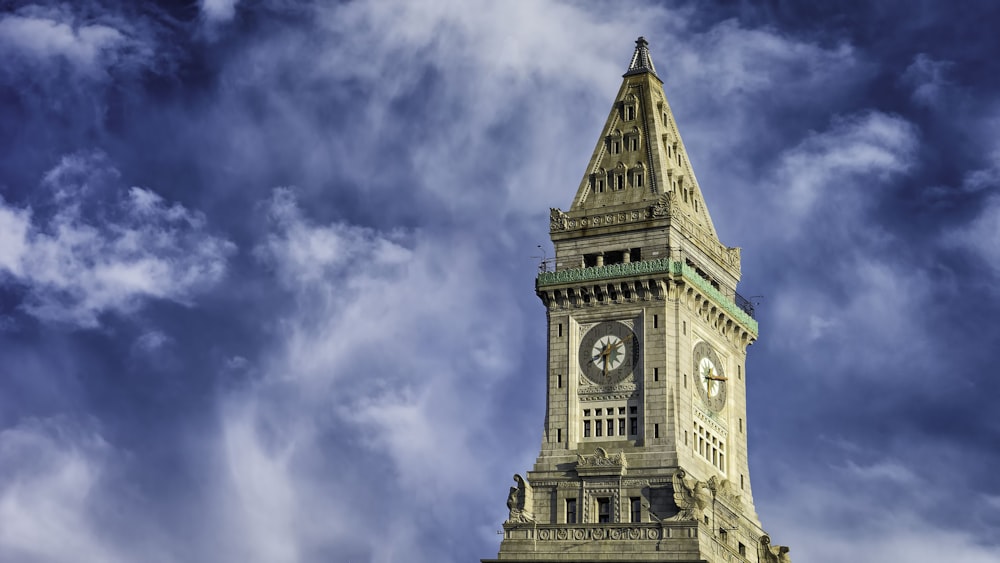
[202,188,532,560]
[0,418,124,563]
[775,111,918,219]
[0,4,159,79]
[762,462,1000,563]
[0,152,235,327]
[201,0,240,23]
[0,13,123,70]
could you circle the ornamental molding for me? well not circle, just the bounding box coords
[577,447,627,472]
[578,386,638,401]
[538,257,674,285]
[537,260,758,337]
[694,406,728,438]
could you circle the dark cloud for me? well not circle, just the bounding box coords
[0,1,998,562]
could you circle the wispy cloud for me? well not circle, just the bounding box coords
[0,152,234,327]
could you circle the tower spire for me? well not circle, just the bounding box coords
[624,36,658,77]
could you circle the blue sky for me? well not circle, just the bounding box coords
[1,1,999,562]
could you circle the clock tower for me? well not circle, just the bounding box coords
[484,38,790,563]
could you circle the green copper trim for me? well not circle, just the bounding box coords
[537,259,757,335]
[678,263,758,334]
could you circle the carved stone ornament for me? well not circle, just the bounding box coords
[666,469,712,521]
[550,207,568,231]
[576,447,627,469]
[505,474,535,524]
[648,192,673,218]
[758,535,791,563]
[707,475,742,508]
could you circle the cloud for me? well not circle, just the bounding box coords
[948,192,1000,278]
[0,5,157,79]
[0,417,124,563]
[763,459,1000,563]
[0,152,234,327]
[900,54,955,108]
[773,111,918,220]
[200,188,533,560]
[201,0,240,23]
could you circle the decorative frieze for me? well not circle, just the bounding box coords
[503,523,699,542]
[537,259,758,336]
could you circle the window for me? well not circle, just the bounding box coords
[595,421,603,437]
[654,423,659,438]
[625,105,635,120]
[583,420,591,438]
[653,315,658,328]
[629,417,638,436]
[630,497,642,522]
[597,498,611,523]
[654,367,659,381]
[628,136,639,151]
[558,323,563,337]
[618,418,625,436]
[739,543,747,556]
[557,429,562,442]
[607,419,614,436]
[694,422,726,472]
[615,174,624,190]
[557,374,562,388]
[566,499,577,524]
[634,169,643,186]
[719,528,728,542]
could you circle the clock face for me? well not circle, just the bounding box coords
[579,321,639,385]
[693,341,727,412]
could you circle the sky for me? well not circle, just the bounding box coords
[0,0,999,562]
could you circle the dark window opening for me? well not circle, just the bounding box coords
[558,323,562,337]
[654,423,659,438]
[654,367,659,381]
[597,498,611,523]
[583,253,599,267]
[630,247,641,261]
[567,499,577,524]
[607,419,614,436]
[557,428,562,443]
[630,497,642,523]
[604,250,625,265]
[583,421,591,438]
[629,417,638,436]
[653,314,658,328]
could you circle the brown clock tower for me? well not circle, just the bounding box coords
[483,37,790,563]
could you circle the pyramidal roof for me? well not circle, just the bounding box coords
[568,37,719,240]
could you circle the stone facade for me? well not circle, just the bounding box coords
[483,38,789,563]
